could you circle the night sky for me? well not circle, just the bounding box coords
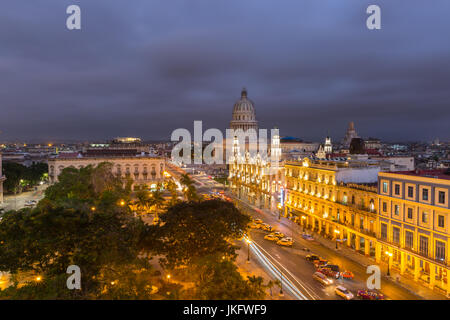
[1,1,449,142]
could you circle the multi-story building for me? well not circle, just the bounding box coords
[228,132,284,211]
[377,170,450,296]
[285,158,380,256]
[48,152,166,189]
[0,152,5,203]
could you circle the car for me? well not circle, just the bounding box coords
[249,222,261,229]
[302,247,311,252]
[312,271,333,286]
[264,234,279,241]
[335,286,354,300]
[305,254,321,262]
[260,223,273,232]
[357,290,385,300]
[253,218,263,224]
[318,265,340,279]
[302,233,314,241]
[271,231,285,238]
[314,259,328,268]
[277,237,294,247]
[341,270,354,280]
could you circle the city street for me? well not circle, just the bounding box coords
[235,197,422,300]
[0,184,47,212]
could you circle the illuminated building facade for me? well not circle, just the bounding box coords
[228,132,284,211]
[285,158,379,256]
[377,170,450,296]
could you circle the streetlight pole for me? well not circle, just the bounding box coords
[334,229,340,250]
[385,251,393,276]
[246,238,251,263]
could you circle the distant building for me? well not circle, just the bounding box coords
[48,152,166,189]
[365,138,382,150]
[341,122,360,148]
[229,88,258,132]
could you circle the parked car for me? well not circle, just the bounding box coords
[277,237,294,247]
[357,290,385,300]
[312,271,333,286]
[335,286,354,300]
[264,234,279,241]
[272,231,285,238]
[253,218,263,224]
[302,233,314,241]
[249,222,261,229]
[260,223,273,232]
[341,270,354,280]
[318,264,340,279]
[314,259,328,268]
[305,254,321,262]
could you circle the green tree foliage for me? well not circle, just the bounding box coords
[165,179,179,206]
[0,163,154,299]
[2,162,48,193]
[185,255,266,300]
[180,173,199,201]
[147,199,250,269]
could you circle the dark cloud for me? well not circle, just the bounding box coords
[0,0,449,142]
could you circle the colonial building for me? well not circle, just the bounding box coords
[285,158,379,256]
[0,152,5,203]
[228,128,284,211]
[377,170,450,296]
[48,153,166,189]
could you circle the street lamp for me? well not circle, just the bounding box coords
[385,251,393,276]
[301,216,306,232]
[119,200,126,207]
[166,274,171,284]
[245,238,252,263]
[334,229,340,249]
[277,203,282,221]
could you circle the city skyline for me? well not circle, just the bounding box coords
[1,1,450,142]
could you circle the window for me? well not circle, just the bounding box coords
[383,182,388,193]
[394,184,400,195]
[436,241,446,261]
[394,205,400,216]
[351,195,355,204]
[405,231,414,249]
[419,236,428,256]
[438,215,445,228]
[381,223,388,240]
[422,188,429,201]
[382,202,387,212]
[408,186,414,198]
[438,191,446,204]
[393,227,400,244]
[407,207,413,220]
[422,211,428,223]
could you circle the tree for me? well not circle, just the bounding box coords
[165,179,179,206]
[146,199,250,269]
[135,185,152,214]
[150,190,165,216]
[0,163,154,299]
[180,173,199,201]
[185,255,267,300]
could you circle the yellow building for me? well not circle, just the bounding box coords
[377,170,450,296]
[285,158,379,256]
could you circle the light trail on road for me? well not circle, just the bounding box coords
[243,238,322,300]
[251,239,322,300]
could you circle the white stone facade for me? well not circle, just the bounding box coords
[48,156,166,188]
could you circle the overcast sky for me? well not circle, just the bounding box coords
[0,1,449,143]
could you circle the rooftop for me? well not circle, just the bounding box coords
[388,169,450,180]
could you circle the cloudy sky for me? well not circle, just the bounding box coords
[1,0,449,143]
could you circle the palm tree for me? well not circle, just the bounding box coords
[180,173,199,201]
[165,179,179,206]
[135,185,152,214]
[150,189,165,217]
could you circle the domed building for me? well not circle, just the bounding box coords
[229,88,258,132]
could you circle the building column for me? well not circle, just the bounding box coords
[318,220,322,233]
[346,231,352,247]
[447,269,450,298]
[364,238,370,256]
[400,251,406,275]
[355,236,360,251]
[414,257,420,282]
[429,264,436,289]
[375,243,381,263]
